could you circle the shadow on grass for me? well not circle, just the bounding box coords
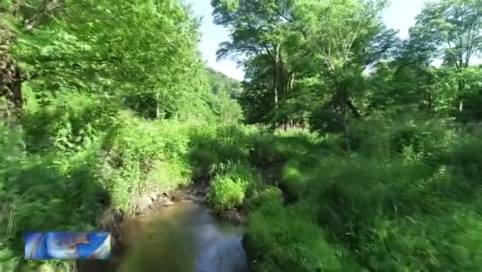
[1,147,113,271]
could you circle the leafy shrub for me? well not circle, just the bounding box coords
[243,120,482,271]
[206,164,259,211]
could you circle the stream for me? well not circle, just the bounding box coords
[84,201,249,272]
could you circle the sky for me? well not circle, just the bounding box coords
[185,0,431,81]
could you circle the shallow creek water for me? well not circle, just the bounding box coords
[115,201,248,272]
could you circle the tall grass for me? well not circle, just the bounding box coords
[243,119,482,271]
[3,92,482,271]
[0,93,258,270]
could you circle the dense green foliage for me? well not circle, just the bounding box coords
[2,0,482,271]
[209,0,482,271]
[0,0,243,270]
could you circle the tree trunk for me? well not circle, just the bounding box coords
[273,44,280,108]
[339,92,351,152]
[345,99,360,119]
[458,79,465,112]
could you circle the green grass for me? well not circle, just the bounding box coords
[240,119,482,271]
[0,94,249,269]
[3,94,482,271]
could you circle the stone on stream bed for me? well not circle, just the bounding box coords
[214,209,246,224]
[133,191,177,215]
[135,195,153,213]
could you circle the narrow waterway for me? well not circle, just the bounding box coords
[115,201,248,272]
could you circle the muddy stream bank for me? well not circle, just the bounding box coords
[77,190,249,272]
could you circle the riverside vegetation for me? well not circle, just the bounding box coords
[2,0,482,271]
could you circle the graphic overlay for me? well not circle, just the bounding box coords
[23,232,112,260]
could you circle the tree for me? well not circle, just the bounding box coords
[410,0,482,112]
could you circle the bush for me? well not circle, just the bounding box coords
[5,85,482,272]
[0,93,217,268]
[206,164,259,211]
[241,119,482,271]
[188,124,253,178]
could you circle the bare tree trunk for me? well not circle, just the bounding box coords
[273,45,280,109]
[458,80,465,112]
[339,93,350,151]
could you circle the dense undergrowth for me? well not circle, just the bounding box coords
[5,97,482,271]
[0,91,250,271]
[242,120,482,272]
[3,0,482,271]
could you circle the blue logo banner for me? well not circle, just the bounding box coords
[23,232,112,260]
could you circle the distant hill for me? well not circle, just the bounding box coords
[206,67,242,99]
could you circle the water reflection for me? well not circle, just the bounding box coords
[117,202,248,272]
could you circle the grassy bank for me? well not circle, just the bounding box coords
[0,92,298,270]
[240,120,482,271]
[0,93,247,271]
